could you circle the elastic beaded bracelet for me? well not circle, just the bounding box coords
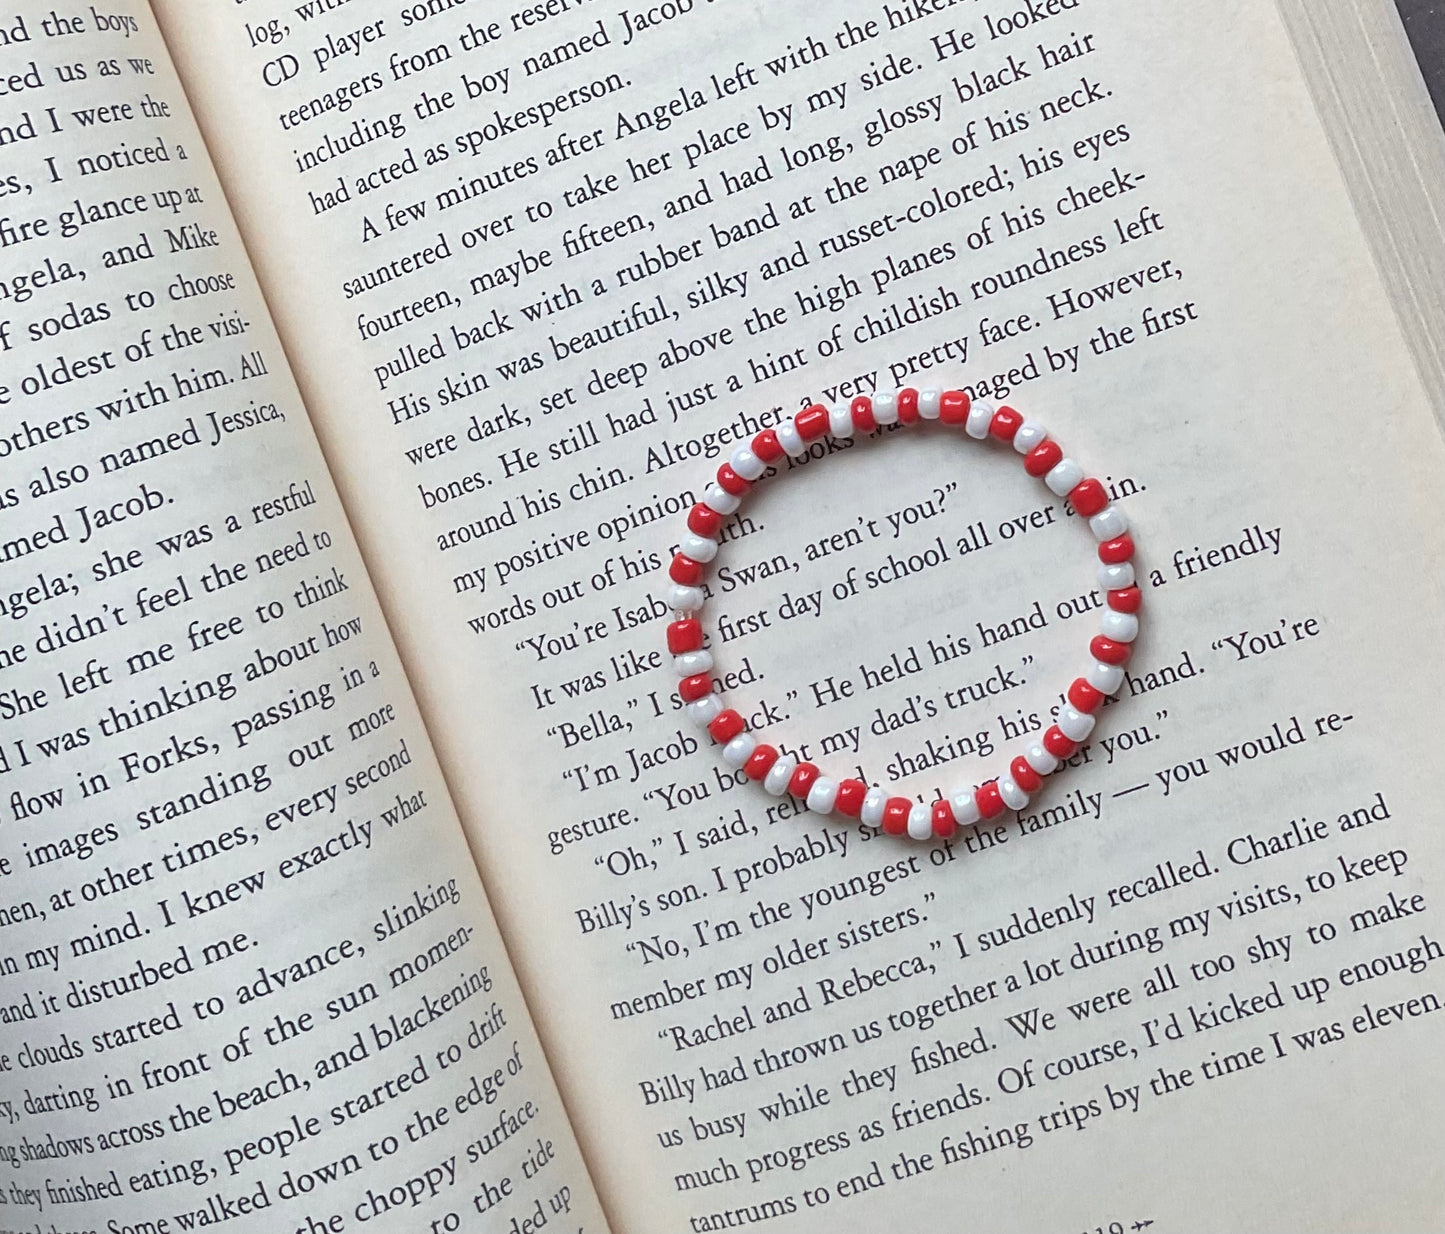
[662,389,1141,842]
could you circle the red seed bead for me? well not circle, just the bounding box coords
[1069,478,1108,517]
[788,762,822,798]
[835,780,868,817]
[1108,586,1142,613]
[1091,635,1133,665]
[1098,534,1135,565]
[931,799,958,838]
[678,673,712,703]
[1024,439,1063,477]
[667,619,703,654]
[670,554,703,586]
[975,781,1006,820]
[1068,678,1105,713]
[882,797,913,836]
[990,406,1023,442]
[1043,725,1078,758]
[851,395,877,433]
[1011,756,1044,793]
[716,463,749,497]
[688,502,724,537]
[708,710,746,744]
[796,404,829,440]
[744,744,779,780]
[939,390,971,424]
[897,388,920,424]
[752,429,784,464]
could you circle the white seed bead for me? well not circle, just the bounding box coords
[1013,419,1047,454]
[873,390,899,425]
[965,399,994,439]
[1098,562,1136,591]
[1087,660,1126,695]
[776,421,806,457]
[730,445,766,481]
[918,388,942,419]
[764,754,797,796]
[722,733,756,768]
[680,532,717,562]
[1089,505,1129,541]
[669,584,705,613]
[1025,742,1059,776]
[1101,610,1139,643]
[807,777,839,814]
[674,650,713,677]
[687,695,724,726]
[951,792,982,827]
[1057,704,1096,742]
[861,787,888,827]
[907,803,933,841]
[828,403,854,438]
[1045,458,1084,496]
[998,775,1029,811]
[704,484,740,515]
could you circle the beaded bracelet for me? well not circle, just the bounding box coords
[661,388,1141,842]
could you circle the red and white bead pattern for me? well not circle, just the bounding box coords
[663,389,1142,841]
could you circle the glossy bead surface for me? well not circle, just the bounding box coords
[776,421,806,457]
[716,463,749,497]
[828,403,854,438]
[1098,562,1136,591]
[1025,439,1063,477]
[939,390,971,424]
[680,532,717,562]
[688,503,724,537]
[873,390,899,425]
[678,673,712,703]
[1057,704,1096,741]
[1070,478,1108,517]
[667,619,703,654]
[689,695,724,726]
[807,776,839,814]
[1011,756,1043,792]
[976,781,1006,819]
[1108,586,1142,613]
[744,744,779,781]
[1098,534,1135,565]
[1101,610,1140,643]
[703,484,740,515]
[764,753,797,795]
[674,650,713,677]
[1091,635,1133,665]
[907,803,933,841]
[1014,419,1047,453]
[752,429,784,463]
[897,388,920,424]
[670,554,703,586]
[668,584,704,613]
[1090,505,1129,541]
[835,780,868,816]
[1045,458,1084,496]
[1043,725,1078,758]
[990,406,1023,441]
[882,796,912,835]
[966,400,994,439]
[708,709,745,743]
[999,775,1029,811]
[722,733,756,767]
[788,762,822,798]
[861,787,888,827]
[918,388,942,419]
[1025,742,1059,776]
[1068,677,1105,713]
[932,799,958,837]
[1088,661,1126,695]
[796,404,830,440]
[730,445,766,481]
[950,792,982,828]
[851,396,876,433]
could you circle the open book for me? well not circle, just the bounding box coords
[2,0,1444,1228]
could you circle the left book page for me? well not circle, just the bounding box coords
[0,5,608,1231]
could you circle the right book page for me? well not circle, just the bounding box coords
[156,0,1445,1229]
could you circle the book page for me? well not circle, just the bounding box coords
[154,0,1445,1229]
[0,5,607,1232]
